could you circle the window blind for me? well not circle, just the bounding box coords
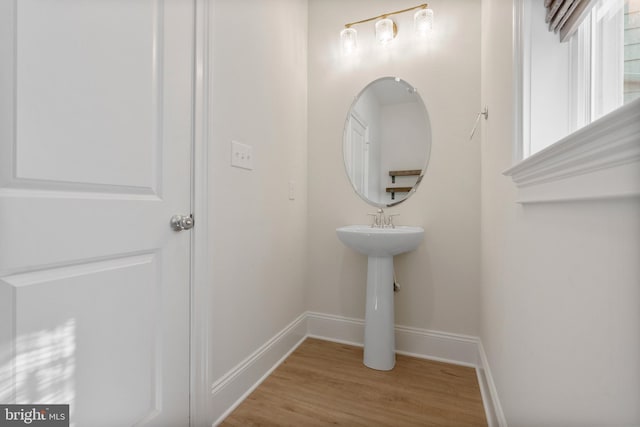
[544,0,597,41]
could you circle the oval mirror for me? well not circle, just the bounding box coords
[343,77,432,208]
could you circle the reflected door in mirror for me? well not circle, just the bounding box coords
[346,113,370,198]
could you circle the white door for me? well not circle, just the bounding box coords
[0,1,194,425]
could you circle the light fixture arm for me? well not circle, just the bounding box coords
[344,3,428,28]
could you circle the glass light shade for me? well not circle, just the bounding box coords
[375,18,396,44]
[340,27,358,55]
[414,8,434,35]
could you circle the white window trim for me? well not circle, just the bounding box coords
[504,98,640,203]
[506,0,640,204]
[512,0,528,163]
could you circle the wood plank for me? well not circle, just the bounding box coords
[220,338,488,426]
[389,170,422,177]
[386,187,413,193]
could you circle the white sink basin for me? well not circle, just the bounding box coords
[336,224,424,371]
[336,225,424,257]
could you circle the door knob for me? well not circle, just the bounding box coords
[171,214,194,231]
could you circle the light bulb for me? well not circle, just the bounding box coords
[340,27,358,55]
[375,18,396,44]
[414,8,434,36]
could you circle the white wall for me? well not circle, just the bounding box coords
[481,0,640,425]
[307,0,482,336]
[208,0,308,386]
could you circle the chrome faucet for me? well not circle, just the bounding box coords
[367,209,398,228]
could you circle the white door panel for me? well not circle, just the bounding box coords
[0,1,193,425]
[2,254,159,424]
[15,1,159,189]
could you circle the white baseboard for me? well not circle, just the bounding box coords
[210,311,504,427]
[210,312,307,426]
[395,324,480,368]
[477,340,507,427]
[307,311,480,368]
[305,311,365,347]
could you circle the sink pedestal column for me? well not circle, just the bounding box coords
[363,256,395,371]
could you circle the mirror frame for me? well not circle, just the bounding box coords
[342,76,432,208]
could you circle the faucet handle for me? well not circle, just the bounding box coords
[387,214,399,228]
[367,213,378,227]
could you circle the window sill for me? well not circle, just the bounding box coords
[503,98,640,204]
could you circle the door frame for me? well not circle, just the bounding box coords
[190,0,212,425]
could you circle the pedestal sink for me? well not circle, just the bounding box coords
[336,225,424,370]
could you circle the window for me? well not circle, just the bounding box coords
[625,1,640,103]
[519,0,639,158]
[569,0,640,132]
[505,0,640,203]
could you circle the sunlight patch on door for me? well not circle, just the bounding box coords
[0,319,76,424]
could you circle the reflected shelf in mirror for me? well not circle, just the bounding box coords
[389,169,422,183]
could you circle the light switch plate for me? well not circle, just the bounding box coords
[231,140,253,170]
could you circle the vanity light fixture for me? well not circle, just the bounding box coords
[375,18,397,44]
[414,7,434,36]
[340,27,358,55]
[341,3,433,54]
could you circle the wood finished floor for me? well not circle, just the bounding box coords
[220,338,488,427]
